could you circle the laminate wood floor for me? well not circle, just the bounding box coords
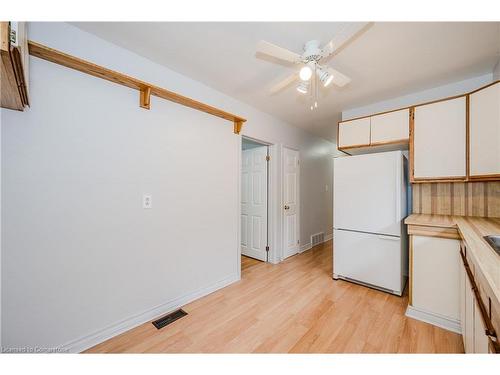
[241,255,263,272]
[85,241,464,353]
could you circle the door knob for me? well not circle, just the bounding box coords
[284,205,290,210]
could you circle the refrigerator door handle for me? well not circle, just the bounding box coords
[377,234,400,241]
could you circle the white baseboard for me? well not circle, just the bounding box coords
[405,305,461,334]
[60,273,240,353]
[299,233,333,254]
[299,242,312,253]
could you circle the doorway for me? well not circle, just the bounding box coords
[241,138,270,265]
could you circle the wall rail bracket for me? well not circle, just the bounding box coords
[28,41,247,133]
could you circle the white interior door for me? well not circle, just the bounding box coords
[283,147,300,259]
[241,146,268,261]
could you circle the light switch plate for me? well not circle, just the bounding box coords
[143,194,152,209]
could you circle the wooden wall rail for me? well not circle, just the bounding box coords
[28,41,247,134]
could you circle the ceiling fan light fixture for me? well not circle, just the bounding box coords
[299,65,313,81]
[296,81,309,94]
[318,69,334,87]
[324,74,334,87]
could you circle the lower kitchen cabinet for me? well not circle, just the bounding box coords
[410,235,461,325]
[461,267,492,353]
[460,245,497,354]
[406,216,499,354]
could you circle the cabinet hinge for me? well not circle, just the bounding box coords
[265,245,269,252]
[266,155,270,162]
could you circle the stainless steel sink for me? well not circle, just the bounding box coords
[484,235,500,256]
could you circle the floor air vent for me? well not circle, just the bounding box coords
[311,232,325,247]
[152,309,188,330]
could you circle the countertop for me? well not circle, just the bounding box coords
[405,213,500,305]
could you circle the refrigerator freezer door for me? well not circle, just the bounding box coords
[334,229,402,294]
[334,151,403,237]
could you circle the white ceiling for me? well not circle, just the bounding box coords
[72,22,500,141]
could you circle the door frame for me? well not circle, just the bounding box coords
[280,145,301,262]
[237,135,279,279]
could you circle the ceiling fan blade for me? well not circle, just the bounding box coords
[257,40,302,64]
[325,67,351,87]
[321,22,372,60]
[269,72,298,94]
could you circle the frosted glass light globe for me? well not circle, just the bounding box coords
[299,66,312,81]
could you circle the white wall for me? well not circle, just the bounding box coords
[1,22,334,352]
[342,73,494,120]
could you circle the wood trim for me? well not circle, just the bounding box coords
[409,107,415,183]
[0,22,9,52]
[139,87,151,110]
[1,22,26,111]
[337,139,408,152]
[368,139,409,147]
[411,178,467,184]
[337,142,372,150]
[468,174,500,182]
[28,41,247,130]
[407,224,461,240]
[336,121,340,151]
[233,120,243,135]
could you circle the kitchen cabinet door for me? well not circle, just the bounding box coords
[413,96,466,180]
[412,236,460,321]
[464,275,474,353]
[370,108,410,145]
[469,81,500,179]
[473,301,490,353]
[338,117,371,149]
[459,260,466,343]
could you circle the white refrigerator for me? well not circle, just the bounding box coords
[333,151,408,296]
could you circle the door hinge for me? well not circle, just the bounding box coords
[266,155,270,162]
[265,245,269,252]
[297,240,299,245]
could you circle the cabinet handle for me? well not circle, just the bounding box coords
[377,235,399,241]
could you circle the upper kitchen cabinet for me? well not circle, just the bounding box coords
[1,22,29,111]
[469,81,500,180]
[338,109,410,152]
[370,108,410,145]
[412,96,467,182]
[338,117,371,149]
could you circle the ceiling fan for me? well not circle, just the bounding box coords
[256,23,370,110]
